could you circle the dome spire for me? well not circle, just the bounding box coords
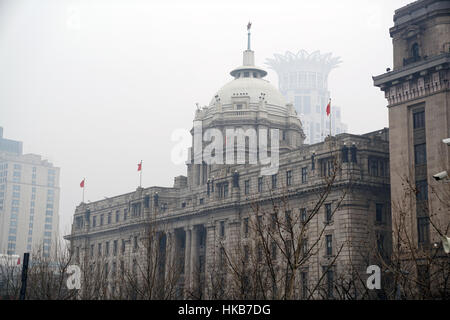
[247,22,252,50]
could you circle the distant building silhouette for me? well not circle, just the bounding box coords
[267,50,348,144]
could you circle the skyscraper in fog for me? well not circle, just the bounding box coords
[267,50,348,144]
[0,128,60,258]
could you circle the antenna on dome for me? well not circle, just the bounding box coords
[247,22,252,50]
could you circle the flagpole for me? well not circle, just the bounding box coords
[139,161,142,188]
[82,177,85,203]
[329,98,332,137]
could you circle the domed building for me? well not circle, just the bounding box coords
[193,40,305,152]
[66,26,391,301]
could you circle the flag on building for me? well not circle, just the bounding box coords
[80,178,85,188]
[326,99,331,116]
[137,161,142,171]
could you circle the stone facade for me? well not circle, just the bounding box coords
[373,0,449,250]
[66,34,391,299]
[373,0,450,297]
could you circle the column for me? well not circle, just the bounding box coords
[189,226,198,290]
[184,227,191,295]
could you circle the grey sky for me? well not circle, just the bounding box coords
[0,0,412,237]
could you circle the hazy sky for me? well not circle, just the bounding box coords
[0,0,412,238]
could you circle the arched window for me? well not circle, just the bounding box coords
[411,43,420,60]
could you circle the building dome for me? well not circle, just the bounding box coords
[209,77,288,112]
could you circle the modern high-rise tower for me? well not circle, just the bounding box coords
[0,128,60,258]
[266,50,348,144]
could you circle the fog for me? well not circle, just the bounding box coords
[0,0,412,238]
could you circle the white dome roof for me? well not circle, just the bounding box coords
[209,77,287,109]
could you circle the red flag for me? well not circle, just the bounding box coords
[326,100,331,116]
[80,179,85,188]
[17,257,20,265]
[137,161,142,171]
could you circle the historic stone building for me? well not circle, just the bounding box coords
[66,31,391,299]
[373,0,449,297]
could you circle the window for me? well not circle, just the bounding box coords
[271,213,277,229]
[325,204,332,223]
[350,146,357,163]
[258,177,263,192]
[107,213,112,224]
[325,235,333,256]
[105,241,110,256]
[113,240,118,256]
[271,241,277,260]
[324,267,334,298]
[243,218,249,237]
[244,180,250,195]
[300,208,307,223]
[376,204,384,223]
[98,243,102,257]
[413,111,425,129]
[243,245,249,262]
[272,174,277,189]
[286,170,292,186]
[123,209,128,221]
[411,43,420,60]
[414,144,427,165]
[285,211,292,230]
[224,182,229,198]
[121,239,126,254]
[302,167,307,183]
[131,203,141,217]
[416,180,428,201]
[302,238,308,258]
[116,210,120,223]
[100,214,104,226]
[133,236,138,252]
[301,272,308,299]
[417,217,430,245]
[321,158,335,177]
[90,245,94,258]
[220,221,225,238]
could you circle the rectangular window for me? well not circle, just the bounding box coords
[286,170,292,186]
[417,217,430,245]
[285,211,292,230]
[93,216,97,227]
[416,180,428,201]
[108,213,112,224]
[376,204,383,223]
[300,208,307,223]
[272,174,277,189]
[133,236,138,252]
[105,241,110,256]
[243,218,249,237]
[121,239,126,254]
[325,204,332,223]
[124,209,128,221]
[414,144,427,165]
[258,177,263,192]
[302,167,308,183]
[98,243,102,257]
[220,221,225,238]
[113,240,118,256]
[301,272,308,299]
[413,111,425,129]
[100,214,104,226]
[244,180,250,195]
[271,241,277,260]
[116,210,120,223]
[325,235,333,256]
